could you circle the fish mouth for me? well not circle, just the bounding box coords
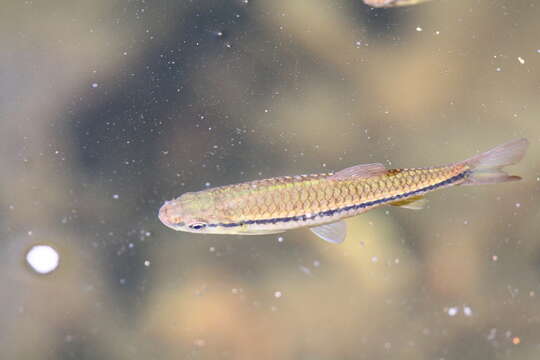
[158,201,184,231]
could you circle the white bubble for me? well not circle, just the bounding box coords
[91,83,99,88]
[517,56,525,64]
[26,245,59,274]
[277,236,284,242]
[144,260,151,266]
[447,307,458,316]
[416,26,423,32]
[274,291,282,298]
[463,306,473,316]
[112,194,119,199]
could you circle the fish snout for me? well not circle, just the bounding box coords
[158,200,181,230]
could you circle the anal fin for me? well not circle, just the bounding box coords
[389,195,427,210]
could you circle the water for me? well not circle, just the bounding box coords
[1,1,539,359]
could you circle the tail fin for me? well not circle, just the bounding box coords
[460,138,529,185]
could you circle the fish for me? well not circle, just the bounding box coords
[363,0,434,7]
[158,138,528,244]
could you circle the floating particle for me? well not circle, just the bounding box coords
[447,307,458,316]
[512,336,521,345]
[26,245,60,274]
[194,339,206,347]
[274,291,282,298]
[113,194,119,199]
[144,260,151,266]
[416,26,423,32]
[517,57,525,64]
[277,236,284,242]
[463,306,473,317]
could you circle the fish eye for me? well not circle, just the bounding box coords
[188,222,207,230]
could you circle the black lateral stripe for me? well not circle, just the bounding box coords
[207,170,469,229]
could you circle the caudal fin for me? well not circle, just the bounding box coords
[460,138,529,185]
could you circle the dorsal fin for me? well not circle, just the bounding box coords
[329,163,387,180]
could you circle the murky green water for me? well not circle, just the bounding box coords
[2,1,539,359]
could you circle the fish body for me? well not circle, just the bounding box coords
[159,139,528,244]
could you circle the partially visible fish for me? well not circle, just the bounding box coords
[159,139,528,244]
[363,0,434,7]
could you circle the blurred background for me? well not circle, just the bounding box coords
[1,0,539,359]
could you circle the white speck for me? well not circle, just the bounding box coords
[119,278,126,285]
[355,40,362,47]
[209,246,215,252]
[371,256,378,263]
[91,83,99,88]
[231,288,240,294]
[435,30,440,35]
[492,255,498,261]
[447,307,459,316]
[537,49,540,54]
[194,339,206,347]
[313,260,320,267]
[274,291,282,298]
[515,203,521,208]
[517,57,525,64]
[487,328,497,341]
[205,182,211,187]
[264,109,269,113]
[496,67,502,72]
[416,26,423,32]
[26,245,60,274]
[463,220,469,225]
[463,306,473,316]
[277,236,284,243]
[144,260,151,266]
[394,258,400,264]
[299,265,311,275]
[113,194,119,199]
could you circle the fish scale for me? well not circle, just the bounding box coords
[207,165,465,223]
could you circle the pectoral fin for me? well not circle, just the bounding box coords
[389,195,427,210]
[310,220,347,244]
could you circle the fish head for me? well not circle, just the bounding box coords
[158,191,227,234]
